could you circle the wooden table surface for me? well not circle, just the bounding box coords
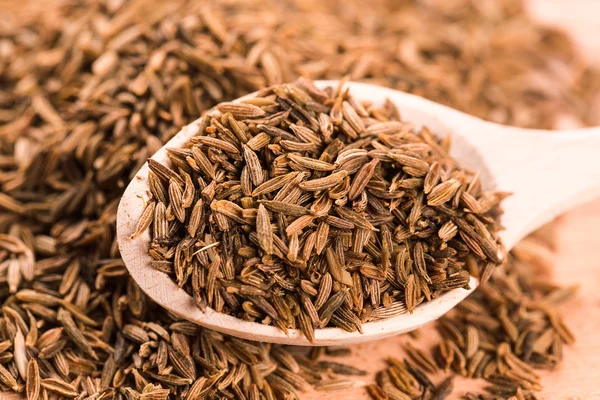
[3,1,600,400]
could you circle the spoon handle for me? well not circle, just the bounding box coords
[456,122,600,249]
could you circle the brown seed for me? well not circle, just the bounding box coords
[39,339,67,359]
[210,200,248,225]
[335,206,374,230]
[348,158,379,200]
[412,242,431,284]
[259,200,310,216]
[285,215,316,237]
[287,232,300,262]
[315,221,330,255]
[169,181,186,223]
[243,145,264,186]
[366,121,405,135]
[424,162,441,194]
[325,248,353,286]
[465,325,480,358]
[405,342,437,373]
[256,204,274,254]
[148,159,183,185]
[0,192,26,214]
[0,363,18,391]
[451,216,501,263]
[319,289,347,324]
[246,132,271,151]
[252,172,300,197]
[122,324,150,344]
[367,384,389,400]
[314,273,333,311]
[191,135,240,154]
[314,378,357,391]
[298,310,316,343]
[389,154,429,177]
[168,344,197,380]
[192,146,216,179]
[288,153,336,171]
[216,102,266,118]
[427,180,461,206]
[342,101,366,133]
[26,359,40,400]
[298,170,348,191]
[188,199,204,237]
[405,275,417,313]
[57,308,98,360]
[438,220,458,241]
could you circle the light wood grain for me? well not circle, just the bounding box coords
[539,202,600,398]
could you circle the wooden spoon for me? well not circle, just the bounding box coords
[116,80,600,346]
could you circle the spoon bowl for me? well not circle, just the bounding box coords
[117,81,600,345]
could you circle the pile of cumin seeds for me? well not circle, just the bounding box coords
[141,78,505,342]
[0,0,597,398]
[365,235,578,400]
